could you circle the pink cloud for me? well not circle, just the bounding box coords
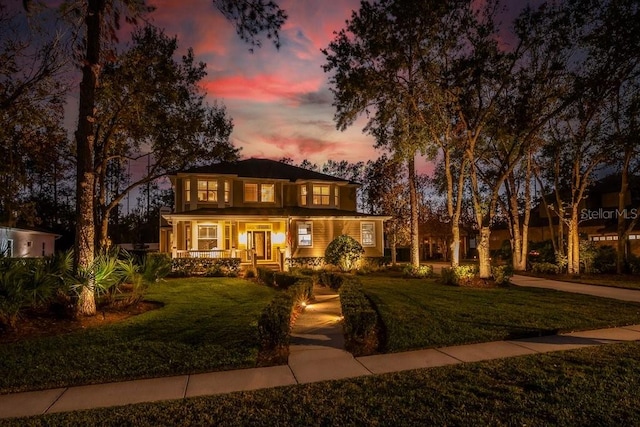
[203,74,323,103]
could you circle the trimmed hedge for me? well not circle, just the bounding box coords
[339,277,379,356]
[170,258,240,277]
[257,278,315,356]
[258,292,294,352]
[256,267,276,286]
[438,265,479,286]
[531,262,559,275]
[402,264,434,278]
[317,271,345,290]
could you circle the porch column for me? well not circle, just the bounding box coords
[171,221,177,258]
[191,221,198,250]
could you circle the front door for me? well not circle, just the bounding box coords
[250,231,271,261]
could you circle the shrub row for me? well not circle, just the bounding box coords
[402,264,434,278]
[438,265,479,286]
[286,256,390,271]
[257,278,315,354]
[286,257,325,270]
[258,292,294,352]
[531,262,560,275]
[339,277,379,356]
[170,258,240,277]
[317,271,345,290]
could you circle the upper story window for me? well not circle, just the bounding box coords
[361,222,375,247]
[198,180,218,202]
[244,182,275,203]
[261,183,275,202]
[185,180,191,202]
[312,185,330,205]
[300,185,308,206]
[244,183,258,202]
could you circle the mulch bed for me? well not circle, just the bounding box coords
[0,301,162,344]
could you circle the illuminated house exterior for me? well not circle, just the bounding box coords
[159,158,388,270]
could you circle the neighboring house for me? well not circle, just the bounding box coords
[159,158,389,270]
[0,226,59,257]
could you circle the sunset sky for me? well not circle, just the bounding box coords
[148,0,385,169]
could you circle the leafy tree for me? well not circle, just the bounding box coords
[22,0,287,316]
[536,0,640,274]
[363,155,410,265]
[323,0,453,268]
[0,3,69,227]
[94,25,237,249]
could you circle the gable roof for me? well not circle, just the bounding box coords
[176,158,358,185]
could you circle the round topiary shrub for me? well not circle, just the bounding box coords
[325,235,365,272]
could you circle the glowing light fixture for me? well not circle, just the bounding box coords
[272,231,286,244]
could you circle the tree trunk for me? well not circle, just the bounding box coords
[451,225,460,267]
[617,149,631,274]
[390,230,397,266]
[98,212,110,250]
[74,0,105,317]
[408,155,420,267]
[477,226,491,279]
[567,212,580,274]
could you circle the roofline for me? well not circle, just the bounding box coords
[162,214,391,222]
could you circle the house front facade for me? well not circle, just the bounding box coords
[159,158,388,270]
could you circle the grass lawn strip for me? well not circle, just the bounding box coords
[0,278,276,394]
[359,276,640,352]
[6,342,640,426]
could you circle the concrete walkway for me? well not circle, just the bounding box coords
[511,274,640,302]
[2,282,640,420]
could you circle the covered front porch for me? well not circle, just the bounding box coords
[160,215,289,269]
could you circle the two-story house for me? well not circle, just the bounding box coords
[159,158,389,270]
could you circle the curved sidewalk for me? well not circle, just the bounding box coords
[2,282,640,420]
[511,274,640,302]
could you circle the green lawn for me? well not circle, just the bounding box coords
[359,275,640,352]
[7,343,640,426]
[0,277,276,394]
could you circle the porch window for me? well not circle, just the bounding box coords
[198,225,218,250]
[185,180,191,202]
[298,222,312,247]
[361,222,375,247]
[224,223,231,249]
[198,180,218,202]
[244,183,258,202]
[261,183,275,202]
[312,185,330,205]
[300,185,307,206]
